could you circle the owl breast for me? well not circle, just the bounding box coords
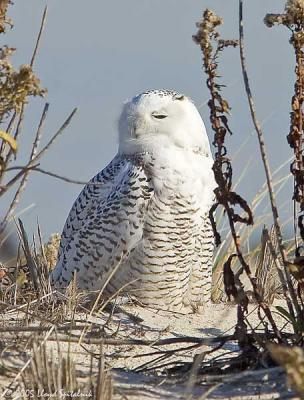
[104,150,215,311]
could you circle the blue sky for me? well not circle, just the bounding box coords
[1,0,294,243]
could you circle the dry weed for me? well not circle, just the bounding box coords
[18,341,113,400]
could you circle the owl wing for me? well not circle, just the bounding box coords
[51,155,154,289]
[56,153,125,260]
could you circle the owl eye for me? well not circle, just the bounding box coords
[152,113,168,120]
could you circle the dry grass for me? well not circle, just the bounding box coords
[0,0,304,399]
[18,342,113,400]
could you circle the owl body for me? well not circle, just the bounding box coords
[51,90,216,312]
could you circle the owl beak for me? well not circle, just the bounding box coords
[132,117,146,138]
[130,125,139,138]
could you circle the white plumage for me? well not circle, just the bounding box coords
[51,90,216,312]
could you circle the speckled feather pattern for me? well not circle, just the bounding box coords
[51,90,216,312]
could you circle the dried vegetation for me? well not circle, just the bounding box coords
[1,0,304,399]
[193,0,304,397]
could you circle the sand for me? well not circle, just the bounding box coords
[0,300,298,399]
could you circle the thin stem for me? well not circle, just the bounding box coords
[2,166,89,185]
[30,6,47,68]
[34,107,78,161]
[0,107,77,198]
[2,7,48,168]
[0,104,49,232]
[226,206,282,340]
[239,0,301,327]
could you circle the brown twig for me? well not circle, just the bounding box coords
[193,9,283,341]
[30,6,47,68]
[239,0,301,331]
[0,6,48,232]
[2,6,47,168]
[4,166,89,185]
[34,107,78,160]
[0,107,78,197]
[265,4,304,310]
[0,325,89,333]
[14,331,293,347]
[0,103,49,232]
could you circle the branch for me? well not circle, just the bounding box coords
[30,6,47,68]
[0,104,49,232]
[194,8,284,341]
[34,107,78,161]
[2,6,48,167]
[0,107,78,197]
[239,0,302,328]
[3,166,89,185]
[1,331,293,347]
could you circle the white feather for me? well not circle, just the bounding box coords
[51,90,216,312]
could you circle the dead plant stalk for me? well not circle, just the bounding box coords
[239,0,301,327]
[193,9,282,340]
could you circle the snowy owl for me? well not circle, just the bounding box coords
[51,89,216,312]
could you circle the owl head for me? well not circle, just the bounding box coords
[118,90,212,156]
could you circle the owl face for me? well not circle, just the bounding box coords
[118,90,211,156]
